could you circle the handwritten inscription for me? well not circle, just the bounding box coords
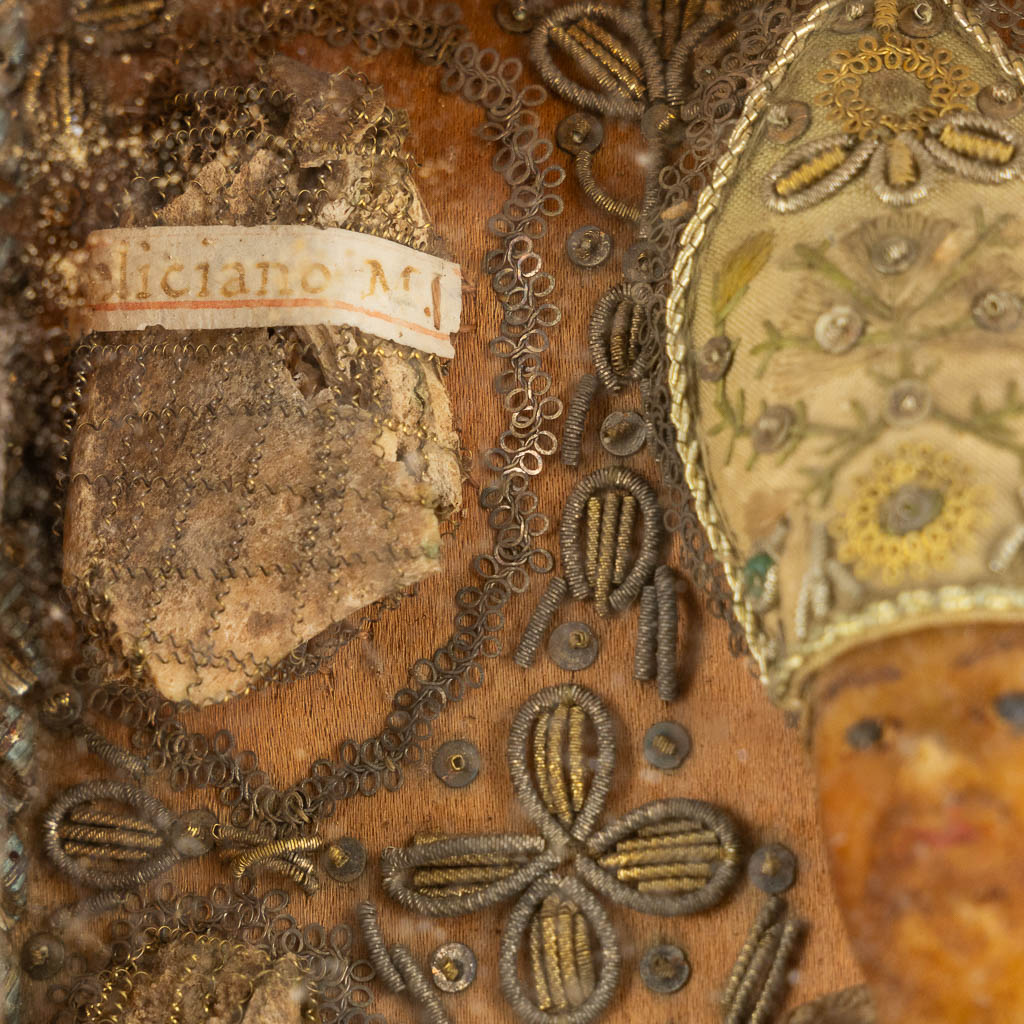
[80,226,462,359]
[89,251,442,316]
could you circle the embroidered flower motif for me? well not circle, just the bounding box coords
[751,207,1018,394]
[767,32,1024,209]
[816,35,977,140]
[848,210,954,277]
[816,32,979,205]
[381,685,741,1024]
[831,444,987,586]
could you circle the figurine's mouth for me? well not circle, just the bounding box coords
[907,816,981,848]
[865,795,1021,914]
[885,791,1013,857]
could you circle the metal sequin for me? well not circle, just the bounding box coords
[814,306,864,353]
[878,484,944,536]
[978,82,1023,120]
[748,843,798,896]
[765,101,810,145]
[751,406,796,454]
[869,235,918,275]
[830,2,872,33]
[556,112,603,155]
[432,740,481,789]
[885,380,931,426]
[639,943,691,994]
[430,942,477,993]
[567,225,612,269]
[973,289,1022,331]
[899,0,943,36]
[20,933,64,981]
[696,335,734,382]
[643,721,692,771]
[548,622,600,672]
[599,410,647,457]
[494,0,534,34]
[321,837,367,883]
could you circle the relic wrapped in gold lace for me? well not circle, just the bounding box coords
[62,58,462,705]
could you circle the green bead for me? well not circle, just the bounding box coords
[743,552,774,598]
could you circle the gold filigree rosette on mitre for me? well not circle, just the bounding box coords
[667,0,1024,711]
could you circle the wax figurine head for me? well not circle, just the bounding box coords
[665,1,1024,1020]
[811,623,1024,1024]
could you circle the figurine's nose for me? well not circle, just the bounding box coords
[898,733,984,795]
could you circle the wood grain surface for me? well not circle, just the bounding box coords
[16,5,863,1022]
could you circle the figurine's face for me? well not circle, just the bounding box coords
[812,624,1024,1024]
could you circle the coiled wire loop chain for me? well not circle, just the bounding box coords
[528,0,827,656]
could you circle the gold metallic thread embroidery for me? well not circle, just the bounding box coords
[830,443,987,587]
[382,685,742,1022]
[817,35,978,140]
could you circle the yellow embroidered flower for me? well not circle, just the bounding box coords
[831,444,986,587]
[817,36,977,140]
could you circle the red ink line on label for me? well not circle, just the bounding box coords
[87,296,452,342]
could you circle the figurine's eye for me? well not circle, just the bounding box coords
[845,717,884,750]
[994,692,1024,729]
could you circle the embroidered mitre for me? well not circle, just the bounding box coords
[668,0,1024,710]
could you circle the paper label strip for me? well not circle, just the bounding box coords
[79,225,462,359]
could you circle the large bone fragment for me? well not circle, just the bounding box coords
[63,59,461,704]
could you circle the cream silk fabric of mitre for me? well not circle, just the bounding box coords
[669,1,1024,709]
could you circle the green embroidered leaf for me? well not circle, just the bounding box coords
[973,204,986,237]
[850,399,870,426]
[752,321,785,378]
[712,231,774,327]
[776,401,809,468]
